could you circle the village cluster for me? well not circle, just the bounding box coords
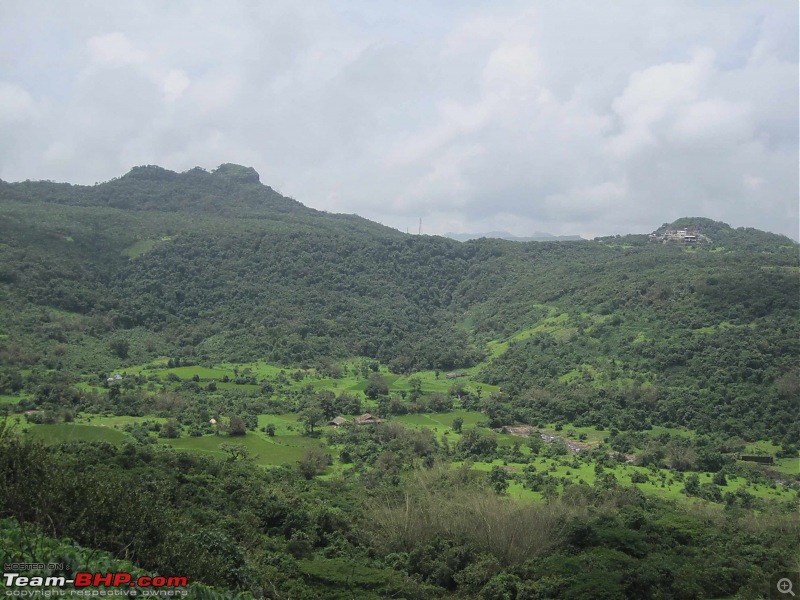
[648,227,710,244]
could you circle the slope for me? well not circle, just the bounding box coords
[0,167,797,444]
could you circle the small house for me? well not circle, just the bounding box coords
[353,413,384,426]
[329,416,349,427]
[446,372,467,379]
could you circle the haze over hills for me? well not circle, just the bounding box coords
[444,231,585,242]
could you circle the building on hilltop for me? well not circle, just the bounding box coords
[649,228,708,244]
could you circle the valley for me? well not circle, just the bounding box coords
[0,165,798,599]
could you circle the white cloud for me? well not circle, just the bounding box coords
[0,0,796,239]
[162,69,190,102]
[86,32,147,67]
[0,82,37,124]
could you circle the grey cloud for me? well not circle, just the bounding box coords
[0,0,796,239]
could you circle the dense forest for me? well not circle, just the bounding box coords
[0,165,797,598]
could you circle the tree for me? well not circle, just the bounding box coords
[228,416,246,437]
[683,473,701,496]
[364,373,389,399]
[428,393,453,412]
[527,433,543,455]
[219,443,249,461]
[456,429,498,460]
[408,377,422,400]
[668,440,696,471]
[712,470,727,486]
[488,465,509,495]
[264,423,276,437]
[543,440,568,457]
[109,338,130,359]
[159,420,180,439]
[297,448,331,479]
[316,390,337,420]
[452,417,464,433]
[300,406,324,435]
[337,392,361,415]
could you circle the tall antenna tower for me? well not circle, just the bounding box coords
[418,217,422,235]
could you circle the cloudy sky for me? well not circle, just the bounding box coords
[1,1,797,238]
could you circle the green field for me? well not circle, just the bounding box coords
[82,414,167,428]
[771,457,800,476]
[159,432,326,465]
[121,239,160,258]
[26,423,129,445]
[257,413,302,435]
[18,413,797,504]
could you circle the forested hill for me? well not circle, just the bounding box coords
[0,163,381,228]
[0,165,798,442]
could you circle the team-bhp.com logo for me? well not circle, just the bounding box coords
[3,570,188,597]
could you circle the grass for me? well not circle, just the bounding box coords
[159,431,325,466]
[693,321,735,335]
[770,457,800,476]
[533,423,606,445]
[558,364,597,384]
[298,558,406,596]
[736,440,799,475]
[26,423,129,445]
[484,304,572,360]
[257,413,302,435]
[394,410,485,431]
[449,448,798,507]
[121,239,159,258]
[117,358,500,402]
[218,361,287,379]
[82,414,166,428]
[647,425,695,438]
[743,440,781,455]
[393,410,489,447]
[213,382,260,391]
[148,366,232,379]
[501,312,572,346]
[11,407,797,506]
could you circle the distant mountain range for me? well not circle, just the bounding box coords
[444,231,584,242]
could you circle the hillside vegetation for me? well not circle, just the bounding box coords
[0,165,798,599]
[1,166,796,442]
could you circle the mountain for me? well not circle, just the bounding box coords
[1,165,798,600]
[445,230,584,242]
[0,165,798,441]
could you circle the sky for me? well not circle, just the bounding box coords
[0,1,797,239]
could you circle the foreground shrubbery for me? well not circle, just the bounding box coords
[1,422,797,599]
